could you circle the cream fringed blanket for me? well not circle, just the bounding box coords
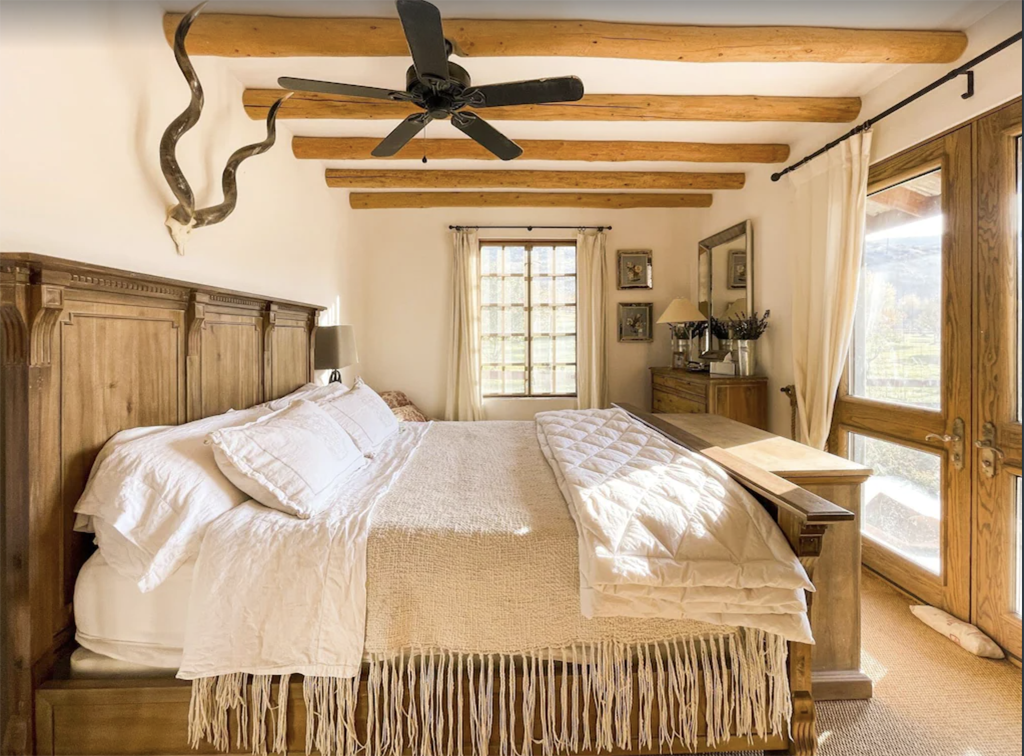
[182,420,799,755]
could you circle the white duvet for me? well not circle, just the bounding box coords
[179,409,813,682]
[178,424,430,679]
[536,408,814,643]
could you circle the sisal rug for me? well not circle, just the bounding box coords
[722,570,1022,756]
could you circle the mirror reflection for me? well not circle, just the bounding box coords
[698,220,753,323]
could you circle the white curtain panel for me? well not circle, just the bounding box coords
[576,229,608,410]
[789,131,873,449]
[445,228,484,421]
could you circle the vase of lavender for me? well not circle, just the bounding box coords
[720,310,770,376]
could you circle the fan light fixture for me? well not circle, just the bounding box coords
[279,0,585,161]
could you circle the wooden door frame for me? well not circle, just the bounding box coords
[831,124,974,620]
[971,97,1023,658]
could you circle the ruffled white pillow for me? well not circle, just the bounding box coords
[208,400,366,518]
[317,380,399,456]
[260,381,349,412]
[74,407,269,592]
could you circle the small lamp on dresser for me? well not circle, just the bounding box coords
[315,325,358,384]
[656,298,707,371]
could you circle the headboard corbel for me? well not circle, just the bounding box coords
[0,252,325,752]
[28,280,65,368]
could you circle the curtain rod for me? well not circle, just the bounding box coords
[448,225,612,231]
[771,31,1023,182]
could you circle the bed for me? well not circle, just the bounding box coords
[0,253,851,756]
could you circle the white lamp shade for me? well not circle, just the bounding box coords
[314,325,358,370]
[657,298,707,324]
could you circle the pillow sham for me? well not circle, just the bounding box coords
[74,407,270,592]
[317,380,400,455]
[261,381,348,412]
[392,404,429,423]
[208,400,366,518]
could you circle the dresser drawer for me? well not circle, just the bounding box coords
[653,390,707,414]
[652,373,707,404]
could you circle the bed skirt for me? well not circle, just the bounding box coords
[187,630,791,756]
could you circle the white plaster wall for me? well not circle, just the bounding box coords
[0,1,357,350]
[344,205,700,419]
[694,0,1022,439]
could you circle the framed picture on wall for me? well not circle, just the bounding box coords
[616,250,653,289]
[617,302,654,342]
[727,250,747,289]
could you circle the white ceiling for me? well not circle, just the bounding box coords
[166,1,1001,175]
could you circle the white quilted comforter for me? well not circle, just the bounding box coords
[536,408,814,644]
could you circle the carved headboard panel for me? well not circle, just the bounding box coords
[0,253,322,725]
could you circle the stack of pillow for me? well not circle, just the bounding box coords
[75,380,410,593]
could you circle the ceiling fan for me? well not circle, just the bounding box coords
[278,0,584,160]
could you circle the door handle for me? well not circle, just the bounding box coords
[974,421,1005,479]
[924,417,965,471]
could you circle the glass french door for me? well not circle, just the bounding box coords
[834,99,1023,659]
[833,125,974,620]
[972,100,1022,659]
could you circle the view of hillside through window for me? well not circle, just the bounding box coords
[851,170,944,569]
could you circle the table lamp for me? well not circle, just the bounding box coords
[314,325,358,384]
[656,298,707,370]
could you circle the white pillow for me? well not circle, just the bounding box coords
[74,407,270,592]
[316,380,399,456]
[261,381,348,412]
[208,400,366,518]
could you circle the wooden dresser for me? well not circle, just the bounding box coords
[654,412,873,701]
[650,368,768,430]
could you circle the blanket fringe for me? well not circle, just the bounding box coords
[187,630,791,755]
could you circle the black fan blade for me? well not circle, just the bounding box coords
[372,113,433,157]
[451,113,523,161]
[465,76,584,109]
[396,0,450,86]
[278,77,409,101]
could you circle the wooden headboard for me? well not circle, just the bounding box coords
[0,253,323,749]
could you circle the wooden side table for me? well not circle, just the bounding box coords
[656,412,874,701]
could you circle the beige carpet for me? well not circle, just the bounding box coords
[813,571,1022,756]
[715,571,1022,756]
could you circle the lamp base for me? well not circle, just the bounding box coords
[328,369,343,384]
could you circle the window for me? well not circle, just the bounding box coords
[480,242,577,397]
[851,169,944,410]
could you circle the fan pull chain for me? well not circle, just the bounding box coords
[422,122,428,164]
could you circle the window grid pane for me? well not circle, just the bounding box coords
[851,431,943,575]
[851,169,943,410]
[482,242,577,397]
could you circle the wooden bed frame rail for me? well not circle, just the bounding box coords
[0,253,324,755]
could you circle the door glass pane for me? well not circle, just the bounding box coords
[852,169,943,409]
[851,432,943,574]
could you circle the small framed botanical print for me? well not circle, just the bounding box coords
[727,250,747,289]
[616,250,653,289]
[617,303,654,342]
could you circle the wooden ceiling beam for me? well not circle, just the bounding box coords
[295,138,790,164]
[246,90,861,123]
[349,192,713,210]
[164,14,967,64]
[326,169,744,190]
